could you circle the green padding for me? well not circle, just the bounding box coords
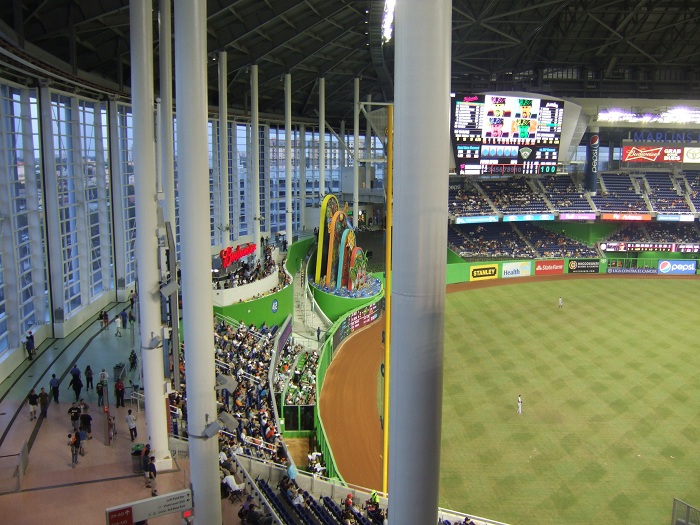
[213,285,293,328]
[311,288,377,323]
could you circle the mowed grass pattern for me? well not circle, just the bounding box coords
[441,278,700,525]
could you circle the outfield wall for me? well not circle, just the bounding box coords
[447,252,699,283]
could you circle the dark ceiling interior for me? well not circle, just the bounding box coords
[1,1,699,126]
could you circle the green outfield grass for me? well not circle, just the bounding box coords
[441,277,700,525]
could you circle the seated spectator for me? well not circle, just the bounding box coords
[222,472,244,493]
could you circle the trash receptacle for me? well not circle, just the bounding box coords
[114,363,125,381]
[131,443,145,473]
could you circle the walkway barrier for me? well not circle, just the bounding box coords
[0,439,29,493]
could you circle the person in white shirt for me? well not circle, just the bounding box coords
[126,409,138,441]
[98,369,109,384]
[517,394,523,415]
[222,473,244,493]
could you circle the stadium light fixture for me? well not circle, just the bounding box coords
[597,106,700,124]
[382,0,396,44]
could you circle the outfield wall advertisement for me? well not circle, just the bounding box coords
[657,260,697,275]
[470,264,498,281]
[502,261,532,278]
[535,260,564,275]
[568,259,600,273]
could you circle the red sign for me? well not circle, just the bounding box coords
[535,260,564,275]
[219,243,256,269]
[108,507,133,525]
[622,146,683,163]
[600,213,652,221]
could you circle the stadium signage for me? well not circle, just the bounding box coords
[568,259,600,273]
[657,260,697,275]
[622,145,683,163]
[600,241,678,252]
[455,215,499,224]
[684,147,700,163]
[606,267,657,274]
[631,130,699,142]
[535,260,564,275]
[589,135,599,174]
[502,261,532,279]
[601,213,652,221]
[559,212,596,220]
[219,243,256,268]
[470,264,498,281]
[503,213,555,222]
[657,214,695,222]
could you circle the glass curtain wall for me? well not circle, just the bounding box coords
[0,84,46,352]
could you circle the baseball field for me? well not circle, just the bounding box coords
[441,275,700,525]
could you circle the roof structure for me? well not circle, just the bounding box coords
[0,1,699,126]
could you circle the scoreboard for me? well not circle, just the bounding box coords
[332,299,383,348]
[452,94,564,176]
[599,242,700,253]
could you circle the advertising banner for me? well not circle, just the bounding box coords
[657,260,697,275]
[455,215,499,224]
[503,213,555,222]
[684,147,700,164]
[601,213,652,221]
[622,145,683,163]
[470,264,498,281]
[502,261,532,279]
[606,267,657,274]
[567,259,600,274]
[535,260,564,275]
[559,212,596,220]
[657,214,695,222]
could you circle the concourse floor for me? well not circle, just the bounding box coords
[0,303,242,524]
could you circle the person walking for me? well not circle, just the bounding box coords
[115,378,125,407]
[126,409,138,441]
[38,387,50,418]
[68,433,79,468]
[49,374,60,402]
[27,389,38,421]
[98,368,109,384]
[517,394,523,415]
[558,296,564,308]
[96,381,105,407]
[317,326,321,342]
[25,331,35,360]
[84,365,94,391]
[146,455,158,496]
[115,314,122,337]
[120,309,128,331]
[69,374,83,402]
[102,310,109,329]
[68,402,81,432]
[80,408,93,440]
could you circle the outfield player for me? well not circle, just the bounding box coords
[517,394,522,414]
[558,296,563,308]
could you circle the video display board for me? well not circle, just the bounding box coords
[451,94,564,176]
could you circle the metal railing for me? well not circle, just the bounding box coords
[0,439,28,493]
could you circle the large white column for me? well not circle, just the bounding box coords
[319,77,325,197]
[173,1,221,523]
[251,65,262,259]
[219,51,230,245]
[339,120,346,168]
[129,0,171,469]
[299,124,307,230]
[364,93,372,190]
[285,73,293,242]
[353,78,360,229]
[389,1,451,525]
[159,0,176,228]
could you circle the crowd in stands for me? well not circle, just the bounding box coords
[605,222,700,244]
[481,179,550,213]
[449,222,597,259]
[448,171,700,218]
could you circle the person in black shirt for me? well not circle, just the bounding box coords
[68,402,81,431]
[27,389,38,421]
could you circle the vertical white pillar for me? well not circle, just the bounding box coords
[319,77,325,198]
[173,1,221,523]
[365,93,372,190]
[285,73,293,242]
[353,78,360,229]
[339,120,346,168]
[219,51,229,245]
[299,124,306,230]
[159,0,176,228]
[129,0,170,468]
[251,64,261,259]
[389,1,451,525]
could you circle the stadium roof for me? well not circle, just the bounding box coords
[1,1,699,126]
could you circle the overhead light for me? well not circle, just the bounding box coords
[597,106,700,124]
[382,0,396,44]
